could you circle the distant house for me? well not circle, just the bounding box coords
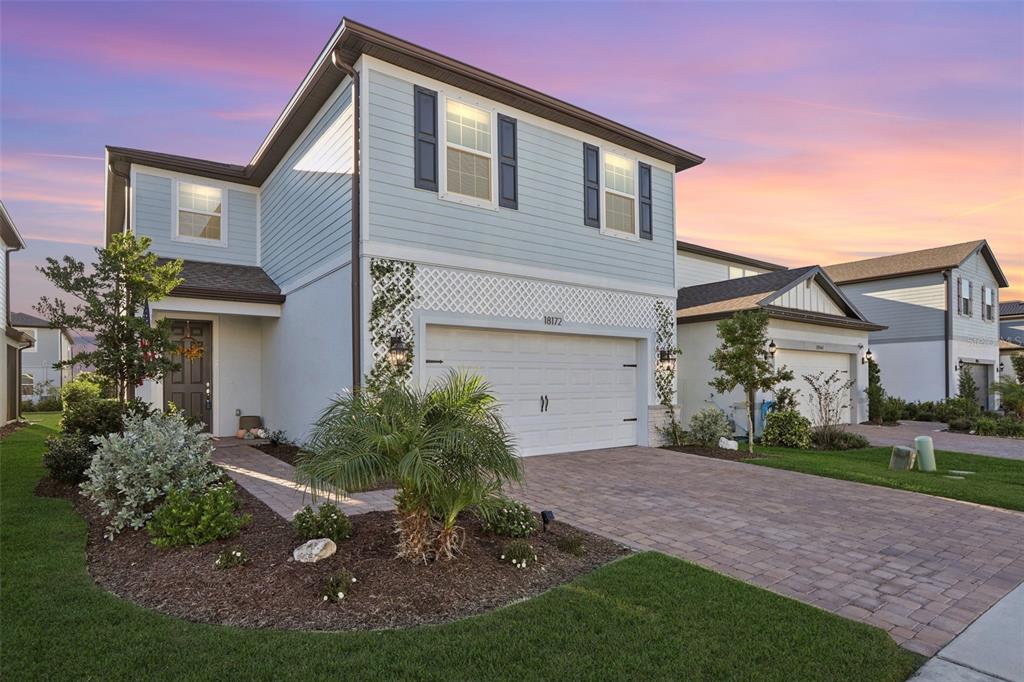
[825,240,1009,410]
[1000,300,1024,347]
[1,202,32,423]
[675,240,785,288]
[12,312,74,402]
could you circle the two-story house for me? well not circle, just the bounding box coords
[673,241,882,435]
[826,240,1009,409]
[12,312,74,401]
[2,202,33,424]
[103,18,704,453]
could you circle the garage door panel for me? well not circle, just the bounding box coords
[424,325,639,456]
[776,349,853,425]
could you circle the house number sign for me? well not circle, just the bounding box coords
[543,313,564,326]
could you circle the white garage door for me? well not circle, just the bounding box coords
[775,349,853,425]
[423,325,639,456]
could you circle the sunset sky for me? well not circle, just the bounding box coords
[2,1,1021,312]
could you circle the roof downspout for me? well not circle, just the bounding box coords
[331,52,362,390]
[944,270,952,398]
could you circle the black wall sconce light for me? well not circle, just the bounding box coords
[768,340,777,356]
[956,359,965,371]
[388,335,409,368]
[658,348,676,371]
[862,348,873,365]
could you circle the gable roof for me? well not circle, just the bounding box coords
[160,260,285,304]
[676,241,786,272]
[1000,300,1024,319]
[824,240,1009,288]
[999,339,1024,352]
[676,266,885,331]
[11,312,75,343]
[106,18,704,240]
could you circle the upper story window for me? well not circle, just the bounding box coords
[443,99,494,204]
[603,153,636,236]
[728,266,760,279]
[983,286,995,321]
[958,277,973,316]
[176,182,223,243]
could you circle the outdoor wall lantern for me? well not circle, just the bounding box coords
[658,348,677,371]
[957,359,965,371]
[998,362,1005,373]
[388,335,409,368]
[862,348,873,364]
[768,340,777,356]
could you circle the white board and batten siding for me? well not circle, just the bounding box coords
[133,171,259,266]
[423,325,640,456]
[769,278,844,316]
[365,66,676,291]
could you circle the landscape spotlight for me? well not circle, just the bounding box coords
[540,510,555,531]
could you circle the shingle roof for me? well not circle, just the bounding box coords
[824,240,1009,287]
[676,241,786,272]
[10,312,51,327]
[1000,300,1024,318]
[160,260,285,304]
[999,339,1024,351]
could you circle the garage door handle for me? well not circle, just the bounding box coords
[540,395,549,412]
[425,359,444,364]
[623,418,637,422]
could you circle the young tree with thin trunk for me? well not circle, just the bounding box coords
[34,234,184,403]
[709,310,794,453]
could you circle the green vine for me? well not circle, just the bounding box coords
[654,300,678,408]
[366,258,418,391]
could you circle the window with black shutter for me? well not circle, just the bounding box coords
[413,86,438,191]
[583,143,600,228]
[638,162,652,240]
[497,114,517,209]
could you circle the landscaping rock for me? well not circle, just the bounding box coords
[718,437,739,451]
[293,538,337,563]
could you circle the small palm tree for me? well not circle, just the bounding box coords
[992,378,1024,418]
[296,371,521,562]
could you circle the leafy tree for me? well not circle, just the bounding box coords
[34,234,183,403]
[1011,353,1024,383]
[957,366,979,406]
[866,358,885,424]
[709,310,794,453]
[991,378,1024,418]
[298,371,521,562]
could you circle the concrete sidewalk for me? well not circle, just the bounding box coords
[912,582,1024,681]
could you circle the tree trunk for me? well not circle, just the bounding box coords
[746,388,756,454]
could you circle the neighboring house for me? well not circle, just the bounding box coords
[12,312,74,401]
[825,240,1009,410]
[676,266,883,436]
[1000,300,1024,347]
[676,240,785,288]
[102,18,704,453]
[999,339,1023,379]
[1,202,33,424]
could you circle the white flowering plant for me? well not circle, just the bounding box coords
[293,503,352,543]
[479,497,537,538]
[214,545,248,570]
[81,411,221,539]
[500,540,537,569]
[320,569,357,603]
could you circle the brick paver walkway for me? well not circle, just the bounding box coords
[512,447,1024,656]
[846,421,1024,461]
[212,443,395,519]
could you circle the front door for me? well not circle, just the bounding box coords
[965,362,990,411]
[164,320,213,432]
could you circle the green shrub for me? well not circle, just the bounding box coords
[688,407,732,447]
[292,503,352,543]
[147,481,251,548]
[947,417,972,432]
[321,569,357,603]
[214,546,247,570]
[42,433,94,483]
[974,417,998,436]
[500,540,537,569]
[937,396,980,423]
[880,396,905,425]
[656,414,687,447]
[62,398,124,438]
[480,498,537,538]
[866,359,884,423]
[996,417,1024,438]
[772,386,800,412]
[34,395,62,412]
[556,534,586,557]
[761,409,812,449]
[20,400,36,413]
[811,427,870,451]
[81,412,222,539]
[60,378,102,411]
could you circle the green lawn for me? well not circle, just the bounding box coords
[752,445,1024,511]
[2,414,921,681]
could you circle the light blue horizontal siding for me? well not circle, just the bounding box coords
[260,81,354,287]
[367,69,675,288]
[840,272,947,343]
[133,172,258,265]
[952,252,1001,343]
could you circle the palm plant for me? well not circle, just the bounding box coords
[991,378,1024,418]
[296,371,521,562]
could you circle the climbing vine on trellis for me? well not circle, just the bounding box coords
[654,299,678,407]
[366,258,418,391]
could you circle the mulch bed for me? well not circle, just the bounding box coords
[662,444,766,462]
[37,479,630,631]
[0,420,28,440]
[253,441,301,466]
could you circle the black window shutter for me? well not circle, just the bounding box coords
[498,114,517,209]
[583,143,600,228]
[957,277,962,315]
[638,162,653,240]
[413,86,438,191]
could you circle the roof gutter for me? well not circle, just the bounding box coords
[331,52,362,390]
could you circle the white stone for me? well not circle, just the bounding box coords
[718,437,739,451]
[292,538,337,563]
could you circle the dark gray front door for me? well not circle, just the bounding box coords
[965,362,990,411]
[164,320,213,432]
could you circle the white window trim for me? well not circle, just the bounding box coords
[438,92,499,211]
[172,179,229,248]
[21,328,37,352]
[20,373,34,396]
[599,147,641,242]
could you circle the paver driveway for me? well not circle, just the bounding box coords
[511,447,1024,656]
[846,420,1024,461]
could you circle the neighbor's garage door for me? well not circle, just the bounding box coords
[775,349,853,425]
[423,325,639,456]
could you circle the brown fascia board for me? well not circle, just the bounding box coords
[676,241,786,272]
[5,326,34,345]
[969,241,1010,288]
[677,305,886,332]
[105,17,704,222]
[170,286,285,305]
